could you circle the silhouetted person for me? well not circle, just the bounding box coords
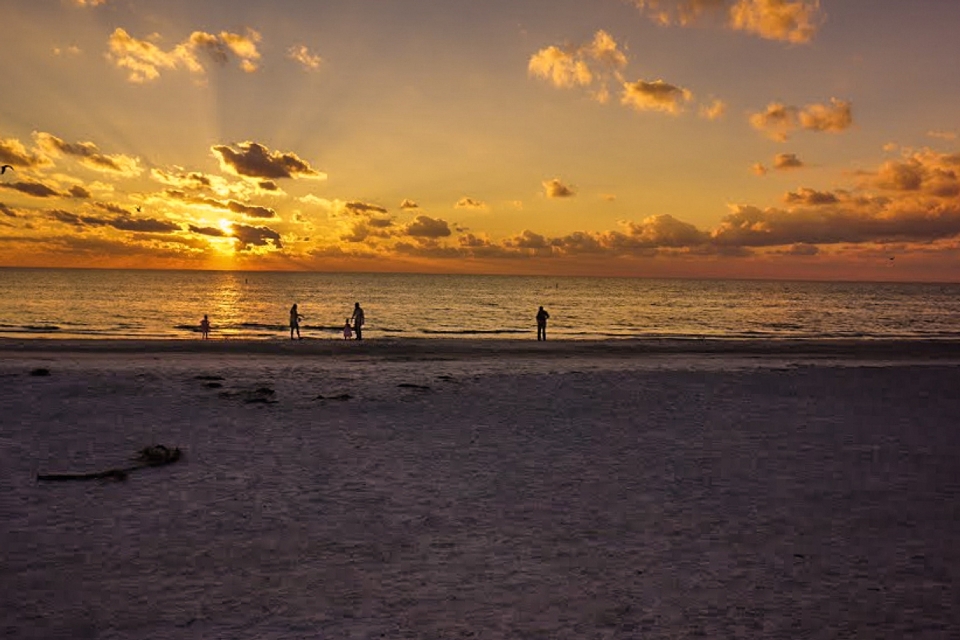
[343,319,353,340]
[536,306,549,341]
[290,303,303,340]
[351,302,365,340]
[199,314,210,339]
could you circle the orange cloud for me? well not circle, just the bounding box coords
[405,215,452,238]
[287,45,322,70]
[35,132,141,177]
[543,178,576,198]
[749,99,852,141]
[0,180,63,198]
[631,0,822,43]
[107,27,262,83]
[0,137,53,170]
[455,197,486,210]
[211,142,324,180]
[529,30,628,103]
[699,98,727,120]
[621,79,692,114]
[774,153,804,169]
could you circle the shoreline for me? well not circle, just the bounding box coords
[4,335,960,362]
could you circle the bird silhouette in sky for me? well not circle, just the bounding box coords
[135,205,142,212]
[0,165,12,174]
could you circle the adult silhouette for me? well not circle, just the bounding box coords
[536,306,550,341]
[290,303,303,340]
[351,302,365,340]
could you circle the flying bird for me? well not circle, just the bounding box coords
[0,165,12,174]
[135,205,142,212]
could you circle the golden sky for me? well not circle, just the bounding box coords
[1,0,959,280]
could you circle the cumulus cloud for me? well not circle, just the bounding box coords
[799,98,853,133]
[0,180,63,198]
[400,199,419,210]
[405,215,451,238]
[455,197,487,210]
[699,98,727,120]
[748,102,798,141]
[231,223,282,250]
[543,178,576,198]
[619,214,711,248]
[151,167,214,190]
[621,79,692,114]
[344,201,389,216]
[34,132,141,176]
[48,208,180,233]
[729,0,821,43]
[211,142,324,180]
[107,27,262,83]
[189,224,227,237]
[288,45,322,70]
[94,201,131,215]
[774,153,804,169]
[163,189,276,218]
[68,185,92,199]
[871,151,960,197]
[401,150,960,260]
[506,230,552,250]
[529,30,628,103]
[783,187,838,205]
[631,0,822,43]
[0,137,53,170]
[53,45,82,57]
[749,99,852,141]
[751,163,769,176]
[225,200,276,219]
[711,198,960,248]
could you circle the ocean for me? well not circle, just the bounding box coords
[1,267,959,341]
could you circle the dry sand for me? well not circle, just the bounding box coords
[1,339,959,639]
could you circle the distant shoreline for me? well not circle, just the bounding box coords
[4,336,960,363]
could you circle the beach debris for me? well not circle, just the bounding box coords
[195,375,225,389]
[398,383,431,391]
[135,444,182,466]
[29,368,51,377]
[37,444,182,482]
[244,387,277,404]
[216,385,278,404]
[315,393,352,401]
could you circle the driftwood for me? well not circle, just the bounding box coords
[37,445,182,482]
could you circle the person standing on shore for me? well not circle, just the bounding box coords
[351,302,365,340]
[199,314,210,340]
[536,306,550,341]
[290,303,303,340]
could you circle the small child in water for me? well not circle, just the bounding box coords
[342,319,353,340]
[199,314,210,339]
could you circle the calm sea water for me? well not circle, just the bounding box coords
[1,267,959,341]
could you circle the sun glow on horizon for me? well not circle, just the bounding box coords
[1,1,960,281]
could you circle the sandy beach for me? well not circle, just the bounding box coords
[2,339,959,639]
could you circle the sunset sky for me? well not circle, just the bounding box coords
[1,0,959,280]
